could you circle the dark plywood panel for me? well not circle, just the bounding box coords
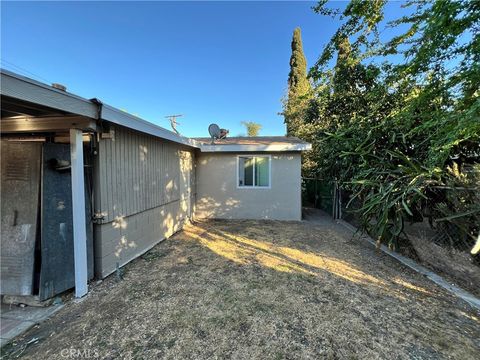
[39,143,93,300]
[0,141,42,295]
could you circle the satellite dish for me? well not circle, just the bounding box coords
[208,123,221,138]
[208,123,229,144]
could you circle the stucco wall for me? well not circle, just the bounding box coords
[94,124,194,278]
[195,152,302,221]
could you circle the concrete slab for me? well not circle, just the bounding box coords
[0,337,11,348]
[0,303,63,348]
[0,318,35,343]
[1,304,62,322]
[1,317,25,334]
[2,295,53,307]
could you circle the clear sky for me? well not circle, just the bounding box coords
[1,1,405,138]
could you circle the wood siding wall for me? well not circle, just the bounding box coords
[94,124,195,278]
[96,125,193,224]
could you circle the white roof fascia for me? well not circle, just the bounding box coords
[1,70,199,148]
[1,69,98,118]
[100,104,199,148]
[199,143,312,152]
[2,70,311,151]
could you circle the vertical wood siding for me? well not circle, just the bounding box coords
[97,125,193,224]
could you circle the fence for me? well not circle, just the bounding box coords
[302,178,338,217]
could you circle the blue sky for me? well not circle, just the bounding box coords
[1,1,405,137]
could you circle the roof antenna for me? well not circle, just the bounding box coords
[165,114,183,134]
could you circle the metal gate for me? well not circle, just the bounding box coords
[302,177,334,215]
[302,178,343,219]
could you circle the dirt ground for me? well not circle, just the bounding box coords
[2,216,480,359]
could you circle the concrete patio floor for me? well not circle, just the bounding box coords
[1,303,63,348]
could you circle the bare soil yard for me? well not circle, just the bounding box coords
[2,216,479,359]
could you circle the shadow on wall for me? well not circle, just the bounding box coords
[178,221,434,301]
[195,196,285,220]
[195,194,288,220]
[107,202,191,263]
[100,129,190,223]
[98,133,195,273]
[111,216,137,259]
[195,196,241,219]
[196,153,300,220]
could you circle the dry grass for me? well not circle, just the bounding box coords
[2,218,480,359]
[408,233,480,298]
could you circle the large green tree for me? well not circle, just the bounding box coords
[299,0,479,250]
[284,27,312,136]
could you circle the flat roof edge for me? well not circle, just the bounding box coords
[199,143,312,152]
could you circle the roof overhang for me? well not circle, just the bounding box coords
[1,70,98,118]
[199,143,311,152]
[1,70,310,151]
[1,70,199,148]
[101,104,198,148]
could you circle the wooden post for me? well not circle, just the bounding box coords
[70,129,88,298]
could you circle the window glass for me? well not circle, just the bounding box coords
[238,156,270,187]
[238,156,254,186]
[255,156,269,187]
[244,157,254,186]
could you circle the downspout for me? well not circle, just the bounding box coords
[89,98,103,126]
[89,98,105,234]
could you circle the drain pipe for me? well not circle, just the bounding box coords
[89,98,103,124]
[89,98,105,225]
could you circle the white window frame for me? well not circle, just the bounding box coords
[236,155,272,189]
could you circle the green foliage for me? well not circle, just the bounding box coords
[292,0,479,250]
[284,27,312,136]
[241,121,262,136]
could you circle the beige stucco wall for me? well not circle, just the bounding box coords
[195,152,302,221]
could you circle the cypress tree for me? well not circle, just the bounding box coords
[333,37,354,93]
[285,27,311,136]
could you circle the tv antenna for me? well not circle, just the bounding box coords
[165,114,183,134]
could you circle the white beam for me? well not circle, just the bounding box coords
[1,116,97,133]
[70,128,88,298]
